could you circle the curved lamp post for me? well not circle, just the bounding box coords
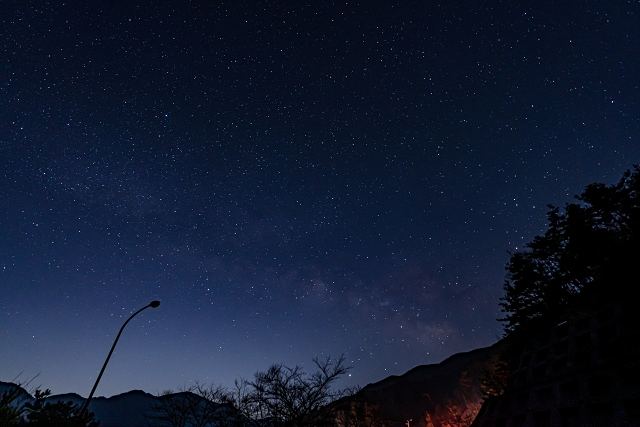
[80,300,160,413]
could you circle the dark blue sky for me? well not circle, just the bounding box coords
[1,1,639,397]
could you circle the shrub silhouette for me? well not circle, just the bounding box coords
[0,385,23,425]
[24,389,98,427]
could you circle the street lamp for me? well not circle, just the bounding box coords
[80,300,161,413]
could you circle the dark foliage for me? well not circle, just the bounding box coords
[500,166,640,333]
[330,399,381,427]
[23,389,99,427]
[1,385,99,427]
[479,356,510,400]
[0,385,24,426]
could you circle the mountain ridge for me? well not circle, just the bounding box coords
[2,342,503,427]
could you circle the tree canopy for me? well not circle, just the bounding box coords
[500,166,640,333]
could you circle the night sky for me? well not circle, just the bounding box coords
[1,1,639,397]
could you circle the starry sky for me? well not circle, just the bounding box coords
[1,1,639,397]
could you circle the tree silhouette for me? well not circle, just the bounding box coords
[155,356,348,427]
[246,355,349,426]
[500,166,640,332]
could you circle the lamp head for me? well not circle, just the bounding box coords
[149,300,161,308]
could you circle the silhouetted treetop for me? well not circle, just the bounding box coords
[500,166,640,333]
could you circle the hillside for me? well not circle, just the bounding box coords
[328,341,504,427]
